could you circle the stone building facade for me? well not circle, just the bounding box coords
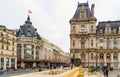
[16,15,69,69]
[0,25,17,70]
[70,2,120,69]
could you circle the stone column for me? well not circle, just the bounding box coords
[111,53,114,67]
[85,53,88,67]
[34,45,36,59]
[118,53,120,69]
[9,58,11,68]
[21,44,24,59]
[15,58,17,69]
[104,53,107,66]
[4,58,6,70]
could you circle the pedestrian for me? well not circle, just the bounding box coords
[106,67,109,77]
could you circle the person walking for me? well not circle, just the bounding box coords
[106,67,109,77]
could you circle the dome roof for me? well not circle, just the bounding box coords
[16,15,41,40]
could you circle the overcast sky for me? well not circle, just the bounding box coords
[0,0,120,52]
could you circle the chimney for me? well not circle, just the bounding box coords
[91,4,95,16]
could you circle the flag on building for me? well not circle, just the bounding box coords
[28,10,32,14]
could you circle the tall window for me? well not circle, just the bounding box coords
[106,28,109,33]
[81,42,85,48]
[113,38,117,49]
[91,40,93,46]
[73,40,75,47]
[106,53,110,59]
[113,53,118,59]
[25,45,33,59]
[91,25,93,33]
[91,53,94,60]
[81,53,85,59]
[106,38,110,49]
[113,28,117,33]
[73,26,75,32]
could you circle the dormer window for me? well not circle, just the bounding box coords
[100,29,103,34]
[80,11,86,19]
[26,31,32,37]
[106,28,109,33]
[113,28,117,33]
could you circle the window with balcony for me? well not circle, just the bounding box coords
[81,42,85,48]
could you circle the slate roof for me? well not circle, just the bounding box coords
[97,21,120,34]
[16,15,41,39]
[73,2,92,19]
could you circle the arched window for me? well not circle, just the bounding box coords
[106,53,110,59]
[100,53,103,59]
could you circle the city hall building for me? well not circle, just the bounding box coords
[70,2,120,69]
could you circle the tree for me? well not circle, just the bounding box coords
[74,58,81,66]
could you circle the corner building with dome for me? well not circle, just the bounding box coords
[70,2,120,69]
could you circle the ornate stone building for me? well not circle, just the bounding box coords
[16,15,69,69]
[0,25,17,70]
[16,15,42,68]
[70,2,120,69]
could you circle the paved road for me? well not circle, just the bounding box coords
[100,70,120,77]
[0,69,39,77]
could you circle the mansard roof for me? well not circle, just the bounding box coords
[97,21,120,29]
[16,15,41,40]
[73,2,92,19]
